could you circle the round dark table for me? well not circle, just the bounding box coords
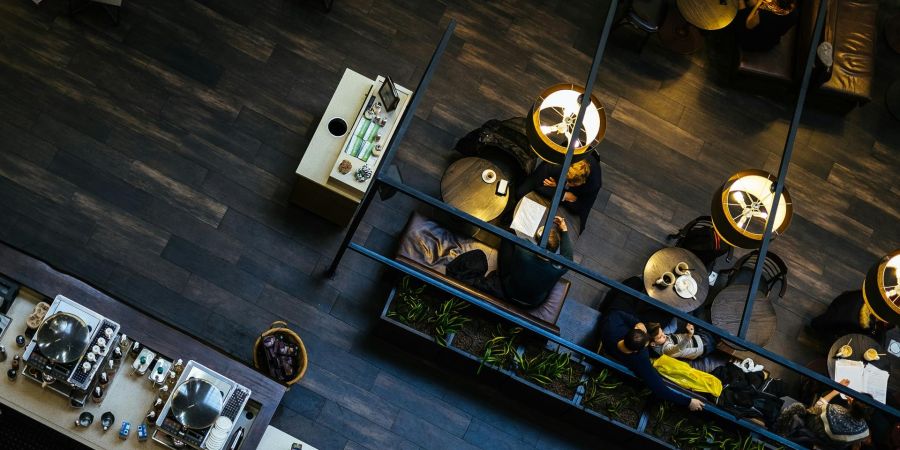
[643,247,709,312]
[676,0,739,30]
[710,284,777,346]
[827,334,890,378]
[440,157,509,222]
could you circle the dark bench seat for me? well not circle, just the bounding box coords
[396,212,569,335]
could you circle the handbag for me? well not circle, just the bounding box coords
[652,354,723,396]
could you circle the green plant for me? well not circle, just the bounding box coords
[670,419,727,450]
[429,298,470,347]
[652,401,672,428]
[513,350,572,386]
[581,368,622,409]
[388,276,430,327]
[478,325,521,374]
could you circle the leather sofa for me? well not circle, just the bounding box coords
[736,0,878,106]
[396,212,569,335]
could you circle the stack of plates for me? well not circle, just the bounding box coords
[204,417,233,450]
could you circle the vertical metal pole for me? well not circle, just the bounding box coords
[539,0,618,248]
[738,0,828,338]
[326,20,457,278]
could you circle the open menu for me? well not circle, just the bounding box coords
[511,197,546,239]
[833,359,889,403]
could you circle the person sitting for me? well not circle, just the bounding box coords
[647,322,717,360]
[599,309,705,412]
[735,0,799,52]
[810,290,892,343]
[776,379,873,449]
[516,157,602,231]
[497,216,572,307]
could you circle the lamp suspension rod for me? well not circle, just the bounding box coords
[538,0,619,248]
[737,0,827,339]
[326,19,457,278]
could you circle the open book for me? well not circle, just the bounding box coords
[510,197,546,240]
[833,359,889,403]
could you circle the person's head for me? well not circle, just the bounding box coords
[565,160,591,187]
[536,225,562,252]
[646,322,666,346]
[847,394,875,421]
[623,328,649,353]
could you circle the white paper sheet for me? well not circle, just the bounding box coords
[862,364,889,404]
[833,359,890,403]
[511,197,546,239]
[834,359,865,394]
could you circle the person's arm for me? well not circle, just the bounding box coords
[811,379,850,414]
[559,230,572,259]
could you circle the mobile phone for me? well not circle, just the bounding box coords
[496,179,508,196]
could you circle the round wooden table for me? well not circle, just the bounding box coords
[643,247,709,312]
[710,284,777,346]
[827,334,891,378]
[440,157,509,222]
[676,0,739,30]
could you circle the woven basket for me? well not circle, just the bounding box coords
[253,321,308,386]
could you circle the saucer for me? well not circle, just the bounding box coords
[482,169,497,183]
[674,275,698,299]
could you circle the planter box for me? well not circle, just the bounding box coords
[378,280,783,450]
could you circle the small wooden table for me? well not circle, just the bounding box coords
[827,333,899,405]
[294,68,411,225]
[441,157,509,222]
[676,0,739,30]
[643,247,709,312]
[827,334,891,378]
[660,0,738,54]
[710,284,776,346]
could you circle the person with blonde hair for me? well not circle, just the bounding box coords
[516,157,602,231]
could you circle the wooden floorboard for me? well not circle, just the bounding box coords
[0,0,898,448]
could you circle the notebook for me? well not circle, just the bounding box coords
[833,359,889,403]
[511,197,546,239]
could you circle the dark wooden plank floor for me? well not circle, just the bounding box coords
[0,0,898,448]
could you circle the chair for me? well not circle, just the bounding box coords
[666,216,734,271]
[720,250,789,299]
[612,0,668,52]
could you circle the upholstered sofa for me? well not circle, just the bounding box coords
[736,0,878,106]
[396,212,569,335]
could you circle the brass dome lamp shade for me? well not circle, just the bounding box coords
[710,169,793,249]
[862,250,900,326]
[526,84,607,164]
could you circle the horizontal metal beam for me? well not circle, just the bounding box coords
[349,242,807,450]
[371,176,900,419]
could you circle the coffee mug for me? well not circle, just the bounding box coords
[76,412,94,427]
[675,262,690,276]
[655,272,676,287]
[327,117,348,137]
